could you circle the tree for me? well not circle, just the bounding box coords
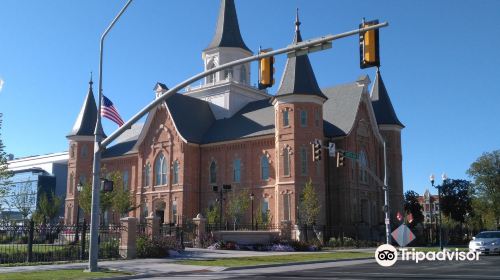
[32,191,62,225]
[205,203,220,225]
[0,113,13,213]
[11,182,36,221]
[109,171,136,217]
[403,190,424,227]
[226,189,250,228]
[467,150,500,228]
[299,179,320,225]
[440,179,472,224]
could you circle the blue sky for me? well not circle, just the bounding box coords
[0,0,499,195]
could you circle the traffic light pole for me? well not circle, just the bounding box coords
[99,21,388,148]
[383,141,391,245]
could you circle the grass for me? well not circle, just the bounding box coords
[0,269,130,280]
[177,251,373,267]
[0,244,68,253]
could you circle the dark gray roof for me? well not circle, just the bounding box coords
[205,0,251,53]
[102,123,143,158]
[276,18,326,100]
[202,99,274,143]
[165,94,215,143]
[371,70,404,127]
[322,82,365,137]
[68,81,98,137]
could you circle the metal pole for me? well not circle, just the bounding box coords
[383,141,391,244]
[438,186,443,250]
[100,22,389,149]
[251,197,254,230]
[88,0,133,272]
[219,189,223,231]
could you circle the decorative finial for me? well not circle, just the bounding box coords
[89,72,93,86]
[295,8,301,31]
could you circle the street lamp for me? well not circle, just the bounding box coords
[430,173,446,251]
[250,193,254,230]
[75,183,84,243]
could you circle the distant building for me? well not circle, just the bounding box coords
[417,189,440,225]
[63,0,404,241]
[1,152,68,222]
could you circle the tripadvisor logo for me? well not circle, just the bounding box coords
[375,245,481,267]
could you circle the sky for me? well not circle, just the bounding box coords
[0,0,499,196]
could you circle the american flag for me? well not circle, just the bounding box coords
[101,95,124,127]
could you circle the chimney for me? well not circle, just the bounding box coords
[154,82,168,99]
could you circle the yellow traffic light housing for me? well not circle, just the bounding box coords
[258,48,275,89]
[312,140,322,162]
[336,151,345,167]
[359,19,380,69]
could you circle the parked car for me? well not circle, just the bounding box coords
[469,231,500,255]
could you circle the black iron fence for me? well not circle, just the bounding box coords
[0,221,124,265]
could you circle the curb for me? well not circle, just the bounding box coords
[222,257,374,271]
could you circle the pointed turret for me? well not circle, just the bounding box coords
[371,69,404,127]
[67,77,98,138]
[276,10,327,100]
[205,0,251,53]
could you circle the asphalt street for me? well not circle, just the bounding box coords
[146,255,500,280]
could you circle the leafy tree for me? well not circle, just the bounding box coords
[299,179,320,225]
[226,189,250,228]
[467,150,500,228]
[0,113,13,212]
[205,203,220,225]
[255,205,272,228]
[108,171,136,217]
[403,190,424,227]
[32,191,62,225]
[440,179,472,223]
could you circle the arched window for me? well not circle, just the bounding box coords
[155,153,167,186]
[240,65,247,84]
[144,163,151,187]
[209,161,217,184]
[172,160,179,184]
[233,159,241,183]
[207,60,216,84]
[122,170,129,191]
[283,149,290,176]
[224,67,233,80]
[261,155,270,180]
[359,150,368,183]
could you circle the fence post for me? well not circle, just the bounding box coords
[119,217,137,259]
[146,215,159,238]
[81,219,87,260]
[192,214,206,248]
[27,220,34,263]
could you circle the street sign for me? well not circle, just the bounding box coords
[343,151,358,159]
[328,142,335,157]
[391,224,416,247]
[385,218,390,225]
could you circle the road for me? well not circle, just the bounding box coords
[145,255,500,280]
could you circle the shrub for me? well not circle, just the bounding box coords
[136,234,181,258]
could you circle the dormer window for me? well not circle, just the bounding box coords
[224,68,233,80]
[206,60,216,84]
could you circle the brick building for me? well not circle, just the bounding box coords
[418,189,440,225]
[64,0,404,239]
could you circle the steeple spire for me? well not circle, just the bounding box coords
[205,0,251,53]
[67,76,99,138]
[371,68,404,127]
[276,11,326,100]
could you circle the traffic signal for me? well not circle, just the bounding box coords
[359,19,380,69]
[312,141,322,162]
[101,179,114,192]
[336,151,345,167]
[258,48,275,89]
[222,184,232,191]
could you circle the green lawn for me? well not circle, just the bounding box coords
[0,244,68,253]
[0,269,129,280]
[177,251,372,267]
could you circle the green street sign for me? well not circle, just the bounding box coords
[344,151,358,159]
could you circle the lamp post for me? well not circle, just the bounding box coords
[430,173,446,251]
[250,193,254,230]
[75,183,83,242]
